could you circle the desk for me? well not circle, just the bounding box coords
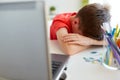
[48,40,120,80]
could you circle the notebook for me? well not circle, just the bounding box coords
[0,0,69,80]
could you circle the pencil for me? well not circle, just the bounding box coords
[116,28,120,37]
[108,50,113,65]
[111,28,116,38]
[106,37,120,65]
[105,46,110,65]
[114,24,119,41]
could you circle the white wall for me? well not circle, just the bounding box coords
[89,0,120,28]
[46,0,81,14]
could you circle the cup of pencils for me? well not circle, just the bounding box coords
[102,23,120,70]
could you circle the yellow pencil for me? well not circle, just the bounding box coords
[108,50,113,65]
[114,24,119,41]
[116,24,119,32]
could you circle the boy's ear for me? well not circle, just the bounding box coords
[74,18,79,24]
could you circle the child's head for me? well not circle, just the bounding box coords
[76,3,111,40]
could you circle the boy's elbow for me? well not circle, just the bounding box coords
[63,49,79,56]
[62,45,89,56]
[64,51,74,56]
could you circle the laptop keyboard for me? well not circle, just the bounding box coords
[52,61,62,75]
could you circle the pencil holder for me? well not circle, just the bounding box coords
[102,25,120,70]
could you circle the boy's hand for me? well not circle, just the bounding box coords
[62,33,93,46]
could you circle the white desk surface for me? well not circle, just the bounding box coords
[48,40,120,80]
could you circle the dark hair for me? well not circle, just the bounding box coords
[76,3,111,40]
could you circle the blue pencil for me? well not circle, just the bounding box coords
[111,28,116,38]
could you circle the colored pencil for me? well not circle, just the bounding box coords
[108,50,113,65]
[106,37,120,65]
[111,28,116,38]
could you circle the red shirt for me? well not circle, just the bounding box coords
[50,12,77,40]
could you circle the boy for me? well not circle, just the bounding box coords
[50,3,111,55]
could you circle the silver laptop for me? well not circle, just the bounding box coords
[0,0,69,80]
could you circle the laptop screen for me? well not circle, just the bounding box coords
[0,0,52,80]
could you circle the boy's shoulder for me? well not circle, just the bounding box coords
[53,12,77,20]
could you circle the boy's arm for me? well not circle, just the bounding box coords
[62,33,106,46]
[56,28,106,55]
[56,28,90,55]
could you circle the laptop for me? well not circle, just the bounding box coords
[0,0,69,80]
